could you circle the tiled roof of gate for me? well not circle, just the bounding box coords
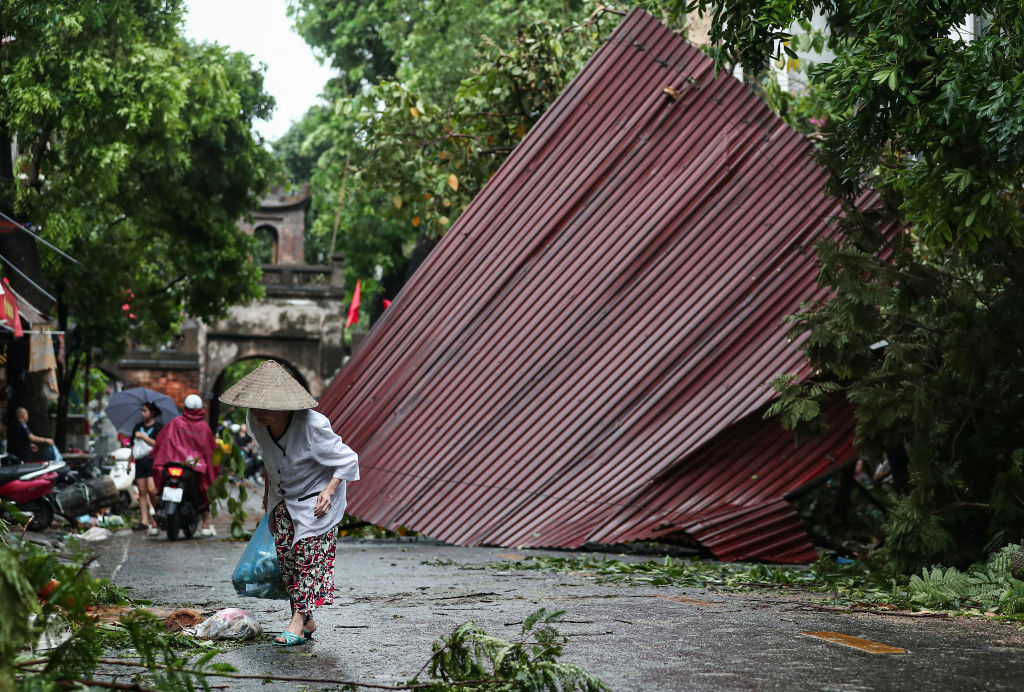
[317,8,856,561]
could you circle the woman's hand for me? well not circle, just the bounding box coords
[314,488,334,518]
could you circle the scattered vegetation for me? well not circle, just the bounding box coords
[416,608,607,691]
[454,543,1024,620]
[0,511,227,690]
[2,510,606,692]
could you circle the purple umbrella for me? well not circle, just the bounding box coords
[104,387,180,435]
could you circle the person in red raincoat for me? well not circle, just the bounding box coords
[152,394,219,536]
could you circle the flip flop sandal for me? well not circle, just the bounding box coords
[303,630,314,640]
[273,631,306,646]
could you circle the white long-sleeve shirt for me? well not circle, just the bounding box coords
[248,409,359,545]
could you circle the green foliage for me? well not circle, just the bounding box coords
[330,12,616,243]
[207,430,249,539]
[0,518,222,690]
[1,0,275,366]
[281,1,632,312]
[468,545,1024,618]
[221,359,265,394]
[68,366,109,415]
[0,533,40,683]
[424,608,608,691]
[692,0,1024,570]
[765,374,840,439]
[907,543,1024,615]
[468,554,821,590]
[273,104,334,186]
[287,0,590,99]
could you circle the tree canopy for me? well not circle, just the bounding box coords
[286,0,590,98]
[1,0,276,438]
[690,0,1024,569]
[277,1,677,319]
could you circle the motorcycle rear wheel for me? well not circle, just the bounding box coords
[166,503,200,540]
[182,502,199,539]
[166,512,180,540]
[24,500,54,532]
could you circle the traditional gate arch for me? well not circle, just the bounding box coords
[199,280,346,408]
[200,185,346,407]
[111,185,349,422]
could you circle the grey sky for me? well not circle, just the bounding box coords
[183,0,334,142]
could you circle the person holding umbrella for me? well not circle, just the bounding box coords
[131,401,164,534]
[218,360,359,646]
[105,388,181,532]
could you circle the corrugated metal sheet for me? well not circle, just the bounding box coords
[318,8,856,562]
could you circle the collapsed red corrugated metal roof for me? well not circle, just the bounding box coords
[318,8,857,562]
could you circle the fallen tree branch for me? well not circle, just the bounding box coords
[807,605,951,618]
[95,658,497,690]
[57,677,161,692]
[779,603,952,618]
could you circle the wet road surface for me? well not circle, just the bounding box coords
[86,523,1024,691]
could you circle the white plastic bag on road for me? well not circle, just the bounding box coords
[79,526,113,541]
[184,608,262,640]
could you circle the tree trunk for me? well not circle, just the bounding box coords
[1,129,14,212]
[54,297,73,450]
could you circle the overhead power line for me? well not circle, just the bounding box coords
[0,210,80,265]
[0,252,57,302]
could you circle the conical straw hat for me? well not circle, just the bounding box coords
[218,360,318,410]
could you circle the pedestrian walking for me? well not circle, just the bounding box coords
[218,360,359,646]
[131,401,164,534]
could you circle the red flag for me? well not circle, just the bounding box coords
[0,278,23,338]
[345,279,361,328]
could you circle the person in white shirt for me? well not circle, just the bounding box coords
[219,360,359,646]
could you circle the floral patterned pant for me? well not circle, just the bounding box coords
[269,501,338,619]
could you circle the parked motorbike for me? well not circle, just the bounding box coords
[50,454,119,522]
[103,447,137,513]
[155,461,202,540]
[0,459,66,531]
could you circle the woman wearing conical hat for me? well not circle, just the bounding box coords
[220,360,359,646]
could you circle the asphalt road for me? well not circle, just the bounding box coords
[83,519,1024,691]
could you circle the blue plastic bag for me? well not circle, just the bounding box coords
[231,514,288,599]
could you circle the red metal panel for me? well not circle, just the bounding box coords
[318,9,857,562]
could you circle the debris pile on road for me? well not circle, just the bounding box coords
[184,608,262,640]
[162,608,206,632]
